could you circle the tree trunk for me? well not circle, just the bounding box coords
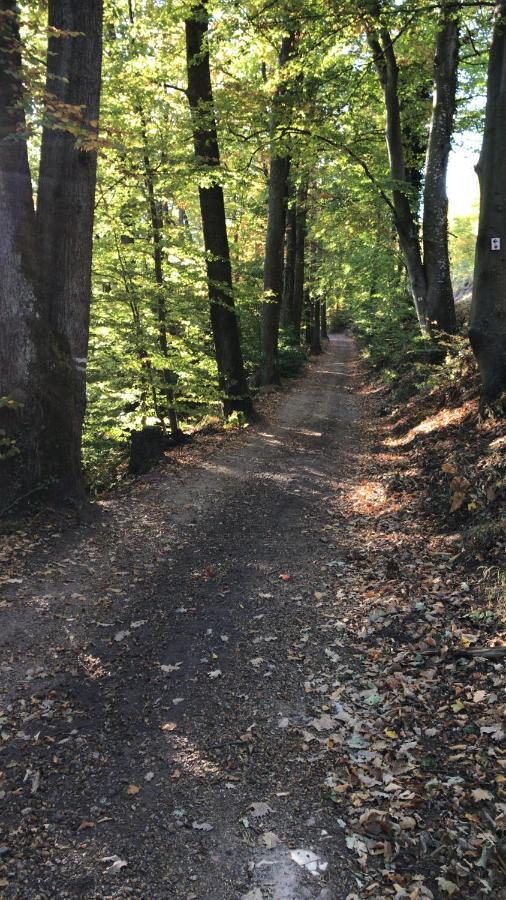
[291,182,308,344]
[260,32,296,385]
[36,0,104,498]
[311,298,322,355]
[321,300,328,339]
[0,1,81,511]
[364,1,458,336]
[423,2,459,334]
[280,194,297,332]
[470,0,506,402]
[185,3,251,416]
[139,113,180,436]
[304,288,312,345]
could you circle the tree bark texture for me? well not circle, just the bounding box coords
[470,0,506,401]
[280,194,297,332]
[0,0,97,510]
[423,3,458,334]
[365,1,458,336]
[291,182,308,344]
[311,298,322,355]
[185,3,251,415]
[321,300,328,339]
[260,32,296,384]
[37,0,103,478]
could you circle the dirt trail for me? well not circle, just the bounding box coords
[1,337,385,898]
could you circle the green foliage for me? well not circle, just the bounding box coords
[223,410,249,430]
[16,0,490,488]
[278,339,308,378]
[450,209,478,286]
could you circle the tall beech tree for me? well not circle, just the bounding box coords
[0,0,103,510]
[280,191,297,332]
[260,30,296,385]
[0,0,55,509]
[470,0,506,402]
[363,0,459,336]
[185,2,251,415]
[38,0,104,480]
[0,0,497,501]
[291,181,308,344]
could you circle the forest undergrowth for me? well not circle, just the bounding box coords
[307,340,506,898]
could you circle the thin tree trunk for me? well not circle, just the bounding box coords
[470,0,506,402]
[423,2,459,334]
[185,2,251,416]
[308,241,322,354]
[291,181,308,344]
[139,114,180,436]
[321,300,328,339]
[304,288,312,345]
[311,297,322,355]
[108,207,165,428]
[260,32,296,385]
[37,0,104,498]
[280,192,297,331]
[0,1,80,510]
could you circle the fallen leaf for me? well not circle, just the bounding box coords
[192,821,213,831]
[290,848,328,876]
[310,714,337,732]
[160,662,182,674]
[101,855,128,874]
[248,802,273,818]
[260,831,280,849]
[471,788,493,802]
[127,784,140,795]
[114,630,130,642]
[450,491,465,513]
[437,877,458,896]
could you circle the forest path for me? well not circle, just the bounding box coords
[1,336,374,899]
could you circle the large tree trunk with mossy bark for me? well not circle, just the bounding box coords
[0,0,89,513]
[185,3,251,416]
[470,0,506,403]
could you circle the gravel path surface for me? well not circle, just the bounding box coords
[1,335,371,899]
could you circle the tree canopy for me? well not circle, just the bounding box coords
[0,0,501,504]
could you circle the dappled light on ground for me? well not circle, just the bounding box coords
[386,400,476,447]
[0,338,504,899]
[343,478,407,517]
